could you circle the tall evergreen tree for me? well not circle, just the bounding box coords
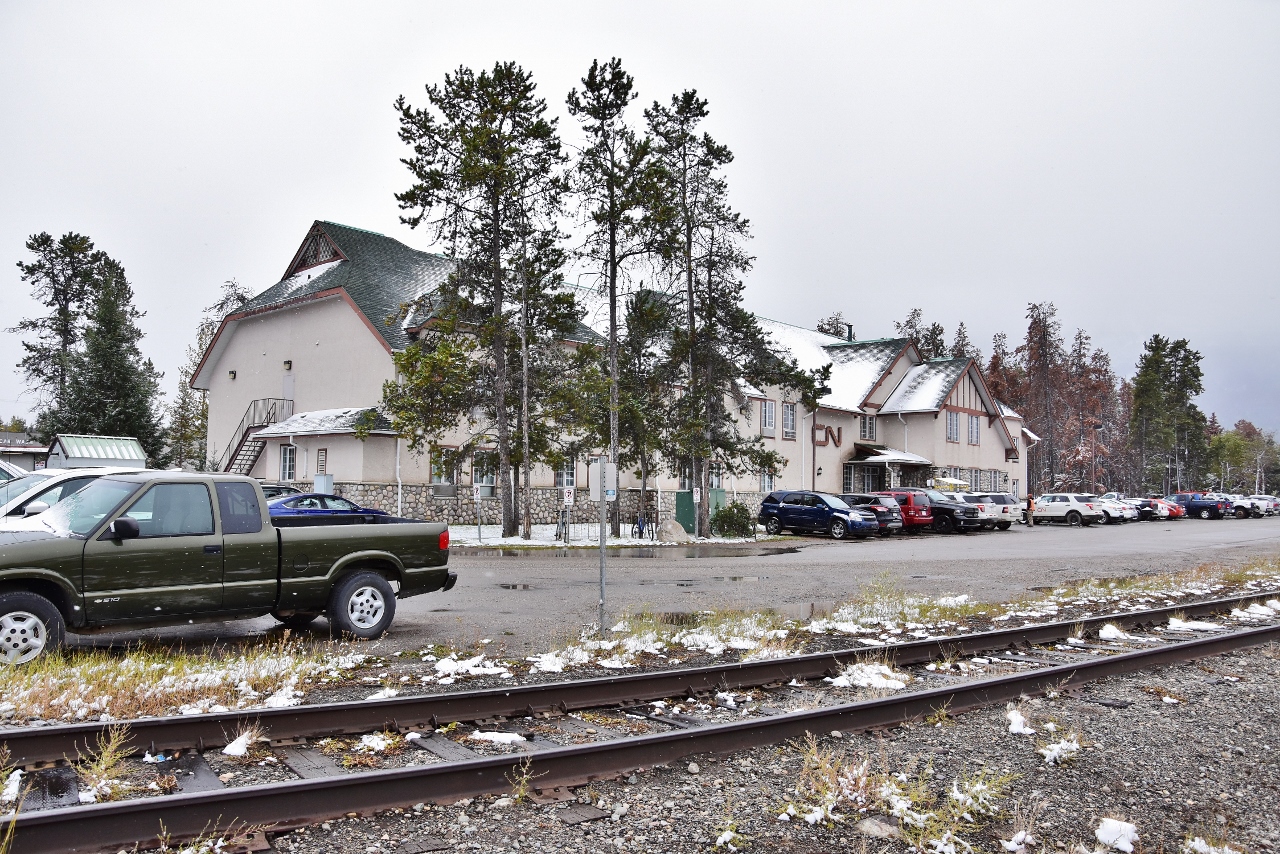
[1018,302,1066,492]
[12,232,102,440]
[615,290,677,517]
[567,58,670,534]
[949,322,980,361]
[65,258,167,463]
[395,62,569,536]
[815,311,852,339]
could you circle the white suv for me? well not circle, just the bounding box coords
[1032,494,1104,526]
[950,493,1003,531]
[1081,494,1138,524]
[1248,495,1278,516]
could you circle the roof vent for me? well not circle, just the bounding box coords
[845,323,854,341]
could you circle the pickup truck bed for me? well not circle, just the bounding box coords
[0,472,453,663]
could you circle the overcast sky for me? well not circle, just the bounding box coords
[2,2,1277,430]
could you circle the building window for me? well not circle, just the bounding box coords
[280,445,296,482]
[315,448,327,475]
[946,411,960,443]
[781,402,796,439]
[859,414,876,441]
[1012,435,1019,450]
[864,468,878,492]
[968,414,981,445]
[842,462,855,493]
[708,463,723,489]
[761,400,776,432]
[554,458,576,488]
[473,451,497,496]
[760,471,776,492]
[1012,479,1019,498]
[430,448,454,484]
[968,469,980,491]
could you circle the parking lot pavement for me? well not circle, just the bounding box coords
[69,518,1280,656]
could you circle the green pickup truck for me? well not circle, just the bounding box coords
[0,471,453,664]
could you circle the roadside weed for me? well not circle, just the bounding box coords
[505,754,546,803]
[74,724,134,802]
[154,819,265,853]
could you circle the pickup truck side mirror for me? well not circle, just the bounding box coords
[109,517,141,539]
[22,501,50,517]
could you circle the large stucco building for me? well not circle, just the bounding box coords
[193,221,1035,514]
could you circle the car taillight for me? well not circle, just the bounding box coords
[439,529,450,550]
[1085,503,1093,510]
[977,504,985,511]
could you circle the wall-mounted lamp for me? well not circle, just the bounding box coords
[228,370,237,380]
[283,360,293,371]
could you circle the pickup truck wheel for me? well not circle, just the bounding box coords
[764,517,783,536]
[1198,509,1211,519]
[0,592,64,665]
[329,572,396,639]
[1234,507,1249,519]
[272,611,320,629]
[932,515,955,535]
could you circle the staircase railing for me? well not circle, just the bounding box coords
[217,398,294,472]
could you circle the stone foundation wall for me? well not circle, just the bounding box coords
[300,481,768,526]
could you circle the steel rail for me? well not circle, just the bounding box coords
[2,588,1276,766]
[9,621,1279,854]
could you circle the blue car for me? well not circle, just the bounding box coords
[758,490,880,540]
[267,492,389,524]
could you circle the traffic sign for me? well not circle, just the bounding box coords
[472,484,482,500]
[563,487,574,506]
[588,460,617,502]
[693,487,701,504]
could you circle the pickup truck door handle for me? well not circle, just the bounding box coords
[204,545,223,554]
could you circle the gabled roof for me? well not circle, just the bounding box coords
[238,221,453,352]
[997,400,1023,420]
[879,359,971,413]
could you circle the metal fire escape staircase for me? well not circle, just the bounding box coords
[219,398,294,474]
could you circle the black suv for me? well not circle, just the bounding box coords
[839,493,904,536]
[919,488,982,533]
[758,491,880,540]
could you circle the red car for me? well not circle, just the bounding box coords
[873,490,935,532]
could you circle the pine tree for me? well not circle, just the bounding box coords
[11,232,102,440]
[1018,302,1066,492]
[395,62,570,536]
[949,322,980,361]
[65,258,167,464]
[647,90,823,534]
[567,58,670,534]
[816,311,852,339]
[616,290,677,518]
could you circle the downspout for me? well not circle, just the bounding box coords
[396,436,403,517]
[898,413,907,490]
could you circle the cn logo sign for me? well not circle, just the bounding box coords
[813,424,842,447]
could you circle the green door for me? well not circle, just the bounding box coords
[215,481,278,611]
[82,481,223,623]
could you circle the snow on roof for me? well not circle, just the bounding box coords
[861,447,933,465]
[997,400,1023,420]
[880,360,968,413]
[1022,426,1042,443]
[757,319,907,413]
[255,408,394,438]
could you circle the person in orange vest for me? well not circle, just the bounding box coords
[1025,493,1036,527]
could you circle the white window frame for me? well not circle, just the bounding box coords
[968,414,981,445]
[430,448,454,485]
[781,402,796,439]
[554,458,576,488]
[761,400,776,432]
[315,448,327,475]
[708,463,723,489]
[842,462,855,493]
[859,414,876,441]
[968,468,980,490]
[280,445,296,482]
[760,471,776,492]
[946,411,960,443]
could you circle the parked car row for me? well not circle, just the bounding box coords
[758,486,1280,538]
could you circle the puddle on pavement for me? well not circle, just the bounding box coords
[456,545,799,559]
[498,583,534,590]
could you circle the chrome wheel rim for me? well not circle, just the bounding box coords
[1,611,47,665]
[347,586,386,630]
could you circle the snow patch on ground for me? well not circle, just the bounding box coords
[1168,618,1223,631]
[1006,706,1037,735]
[1038,736,1081,765]
[825,662,910,690]
[467,731,526,745]
[1095,818,1139,852]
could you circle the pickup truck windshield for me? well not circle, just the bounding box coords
[39,478,141,537]
[0,473,52,506]
[924,490,950,504]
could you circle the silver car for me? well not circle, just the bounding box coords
[0,467,144,524]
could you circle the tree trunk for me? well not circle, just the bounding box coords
[491,188,516,537]
[521,234,533,540]
[608,186,621,537]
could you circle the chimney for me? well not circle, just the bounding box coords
[845,323,854,341]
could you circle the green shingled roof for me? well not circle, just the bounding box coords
[237,222,454,351]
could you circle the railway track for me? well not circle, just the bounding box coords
[3,589,1278,853]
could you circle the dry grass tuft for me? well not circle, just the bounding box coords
[74,724,134,802]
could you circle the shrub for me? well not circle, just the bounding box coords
[712,501,756,538]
